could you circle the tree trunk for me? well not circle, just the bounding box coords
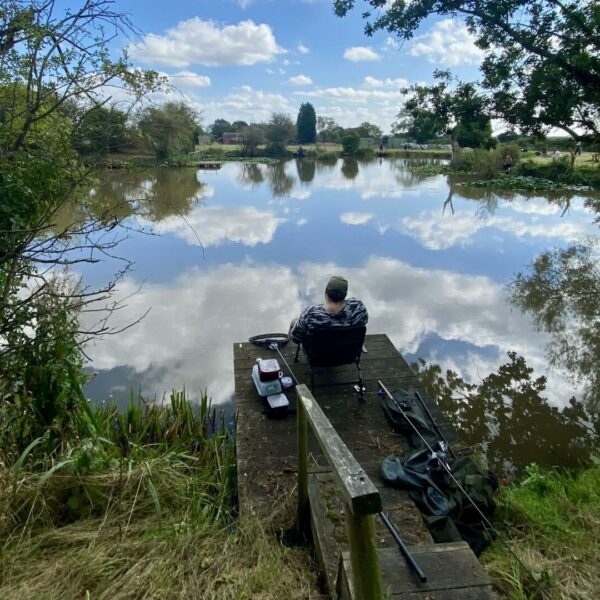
[451,138,460,166]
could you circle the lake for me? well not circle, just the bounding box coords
[79,158,598,473]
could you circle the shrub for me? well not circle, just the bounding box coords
[341,132,360,155]
[454,148,503,178]
[263,141,290,157]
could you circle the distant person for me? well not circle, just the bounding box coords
[289,275,368,344]
[575,141,583,156]
[379,140,384,152]
[296,145,305,158]
[502,155,515,172]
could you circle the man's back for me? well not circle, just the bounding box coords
[290,297,368,343]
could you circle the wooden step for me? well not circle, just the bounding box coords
[338,542,495,599]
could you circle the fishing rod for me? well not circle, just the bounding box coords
[396,386,456,459]
[378,380,549,600]
[379,511,427,583]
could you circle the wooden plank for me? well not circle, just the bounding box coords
[295,384,382,516]
[340,544,494,599]
[308,472,342,597]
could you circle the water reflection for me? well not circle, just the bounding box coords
[419,353,598,475]
[237,163,264,187]
[295,158,315,183]
[78,158,600,471]
[88,168,207,223]
[341,158,359,180]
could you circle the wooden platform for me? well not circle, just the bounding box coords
[233,334,494,599]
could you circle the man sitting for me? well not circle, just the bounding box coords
[289,275,368,344]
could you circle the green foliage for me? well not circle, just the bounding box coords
[341,131,360,155]
[317,115,344,142]
[0,281,90,457]
[354,121,382,140]
[394,75,495,151]
[137,102,199,160]
[296,102,317,144]
[334,0,600,141]
[266,112,295,145]
[240,125,265,157]
[462,176,593,192]
[72,105,129,155]
[0,1,162,465]
[482,464,600,599]
[263,141,290,157]
[209,118,232,140]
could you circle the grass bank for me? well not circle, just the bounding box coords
[482,464,600,599]
[410,147,600,192]
[0,392,323,599]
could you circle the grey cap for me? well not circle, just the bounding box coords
[326,275,348,294]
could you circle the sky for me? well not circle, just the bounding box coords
[86,0,485,132]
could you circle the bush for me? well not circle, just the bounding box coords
[261,142,289,157]
[454,148,503,178]
[341,132,360,155]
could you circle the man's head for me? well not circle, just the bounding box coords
[325,275,348,303]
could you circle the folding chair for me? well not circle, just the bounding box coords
[294,325,366,399]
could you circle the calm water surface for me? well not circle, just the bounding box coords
[79,158,598,473]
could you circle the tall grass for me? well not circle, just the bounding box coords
[0,391,324,598]
[482,464,600,599]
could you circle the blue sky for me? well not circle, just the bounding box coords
[93,0,484,132]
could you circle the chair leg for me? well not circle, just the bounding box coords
[294,344,300,363]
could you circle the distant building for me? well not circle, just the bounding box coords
[220,132,244,144]
[359,137,376,148]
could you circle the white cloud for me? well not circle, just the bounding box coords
[340,212,374,225]
[167,70,211,88]
[83,256,581,407]
[363,76,408,89]
[141,205,283,248]
[343,46,381,62]
[384,36,401,51]
[297,43,310,54]
[410,19,485,67]
[83,264,304,404]
[200,85,293,123]
[288,74,313,86]
[298,86,404,101]
[129,18,284,67]
[401,209,591,250]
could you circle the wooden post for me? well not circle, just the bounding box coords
[296,399,309,539]
[347,510,383,600]
[294,384,383,598]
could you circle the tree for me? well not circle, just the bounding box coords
[395,74,495,161]
[138,102,199,160]
[210,119,231,140]
[333,0,600,140]
[0,0,161,449]
[296,102,317,143]
[341,131,360,155]
[232,120,249,132]
[240,125,264,156]
[393,105,444,144]
[355,121,382,140]
[266,112,295,144]
[317,116,344,143]
[72,105,129,155]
